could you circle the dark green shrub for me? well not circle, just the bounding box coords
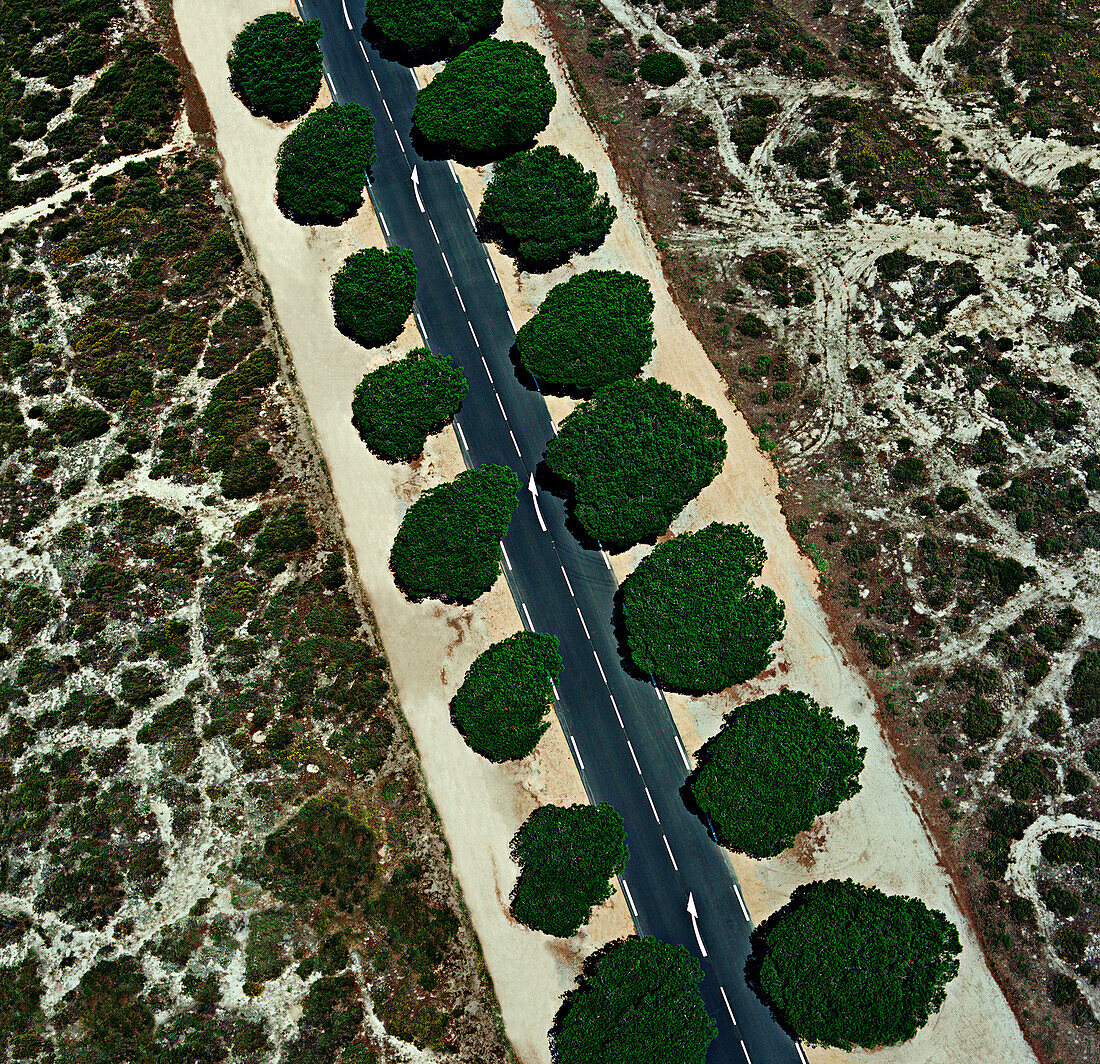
[996,752,1054,801]
[620,522,785,693]
[738,312,768,337]
[1055,928,1086,965]
[1039,883,1081,918]
[413,40,555,156]
[553,937,716,1064]
[1008,896,1035,923]
[961,697,1002,742]
[451,631,561,761]
[688,689,865,858]
[276,103,375,225]
[1040,831,1100,870]
[478,146,615,269]
[514,270,654,392]
[936,485,968,512]
[256,504,318,556]
[2,584,55,646]
[1068,648,1100,725]
[352,347,467,462]
[221,444,278,499]
[639,51,688,86]
[545,378,726,547]
[229,13,323,122]
[757,879,961,1050]
[390,464,518,603]
[364,0,503,60]
[46,402,109,445]
[0,954,44,1059]
[893,454,929,488]
[510,803,627,936]
[245,911,293,984]
[284,974,364,1064]
[331,246,417,348]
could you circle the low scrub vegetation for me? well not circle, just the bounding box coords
[621,522,785,693]
[514,270,654,392]
[228,12,323,122]
[390,464,518,602]
[545,377,726,547]
[352,346,467,462]
[451,631,561,761]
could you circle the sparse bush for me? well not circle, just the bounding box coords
[757,879,961,1050]
[510,803,627,936]
[413,40,555,155]
[331,246,417,348]
[620,522,785,693]
[514,270,654,392]
[451,631,561,761]
[639,51,688,86]
[352,346,466,461]
[390,464,518,602]
[545,378,726,547]
[478,146,615,269]
[689,689,865,858]
[229,13,323,122]
[276,103,375,224]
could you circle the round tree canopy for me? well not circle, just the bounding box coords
[545,377,726,547]
[364,0,502,61]
[553,937,718,1064]
[758,879,962,1050]
[478,145,616,270]
[352,347,467,462]
[510,803,627,937]
[514,270,654,393]
[451,630,561,761]
[229,13,323,122]
[331,246,418,349]
[390,464,518,603]
[413,39,556,157]
[688,689,866,857]
[276,103,375,225]
[620,522,785,693]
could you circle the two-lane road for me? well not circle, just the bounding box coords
[296,5,805,1062]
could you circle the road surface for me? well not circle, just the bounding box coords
[295,4,805,1062]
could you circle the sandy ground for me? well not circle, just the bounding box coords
[172,4,632,1062]
[174,0,1033,1060]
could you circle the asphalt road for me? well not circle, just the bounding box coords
[295,5,805,1062]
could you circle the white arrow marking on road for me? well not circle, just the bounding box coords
[528,474,547,532]
[412,166,425,212]
[686,893,708,957]
[342,0,354,29]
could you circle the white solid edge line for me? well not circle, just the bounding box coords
[576,607,591,640]
[552,683,559,700]
[486,256,499,282]
[467,206,477,227]
[522,602,534,630]
[454,422,468,450]
[414,311,425,334]
[569,734,585,770]
[377,210,390,237]
[509,429,522,456]
[494,392,508,420]
[675,735,691,771]
[550,419,558,436]
[601,550,611,570]
[741,1040,752,1064]
[324,71,336,96]
[610,694,624,728]
[796,1044,808,1064]
[734,883,751,923]
[499,542,512,570]
[621,878,638,917]
[467,320,480,347]
[653,681,665,702]
[626,740,641,774]
[481,355,494,383]
[560,566,575,597]
[447,159,459,182]
[662,835,678,871]
[592,650,607,683]
[506,309,516,331]
[341,0,354,29]
[719,986,737,1025]
[644,786,660,824]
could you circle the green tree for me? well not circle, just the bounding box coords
[413,39,555,156]
[364,0,502,60]
[451,631,561,761]
[511,804,627,937]
[228,13,323,122]
[276,103,375,225]
[390,464,518,603]
[331,246,418,348]
[478,146,615,270]
[352,347,467,462]
[638,52,688,86]
[620,522,785,693]
[545,378,726,547]
[514,270,654,392]
[756,879,962,1050]
[689,689,865,857]
[552,937,717,1064]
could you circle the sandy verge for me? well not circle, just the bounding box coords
[433,0,1036,1060]
[171,3,633,1062]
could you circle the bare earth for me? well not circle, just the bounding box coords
[174,0,1034,1061]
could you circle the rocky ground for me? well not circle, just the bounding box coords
[529,0,1100,1060]
[0,2,510,1060]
